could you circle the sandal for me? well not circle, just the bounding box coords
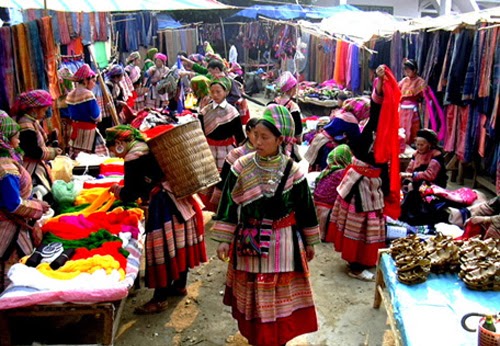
[347,270,375,282]
[133,299,169,315]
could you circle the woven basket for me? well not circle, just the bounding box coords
[148,120,220,199]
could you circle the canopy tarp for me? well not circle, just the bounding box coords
[225,4,306,22]
[157,13,182,29]
[320,10,401,44]
[0,0,231,12]
[303,4,361,20]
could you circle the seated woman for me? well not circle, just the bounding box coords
[400,128,448,225]
[401,128,447,189]
[304,97,370,171]
[313,144,352,241]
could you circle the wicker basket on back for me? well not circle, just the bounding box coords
[148,120,220,199]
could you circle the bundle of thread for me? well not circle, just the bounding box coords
[459,237,500,291]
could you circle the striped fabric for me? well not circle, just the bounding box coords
[200,102,239,136]
[144,190,207,288]
[210,144,234,171]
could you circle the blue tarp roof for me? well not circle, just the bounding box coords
[225,4,305,22]
[303,4,361,19]
[225,4,360,22]
[157,13,182,29]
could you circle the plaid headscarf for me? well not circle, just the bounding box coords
[105,125,146,147]
[71,64,96,82]
[342,97,370,122]
[12,90,53,117]
[106,64,125,79]
[127,51,140,63]
[261,104,295,144]
[0,110,22,162]
[276,71,297,93]
[316,144,352,182]
[191,75,210,98]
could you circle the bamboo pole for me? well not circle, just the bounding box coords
[220,17,228,59]
[88,46,120,126]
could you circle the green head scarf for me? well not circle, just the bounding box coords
[0,110,23,162]
[191,75,210,98]
[209,77,232,92]
[260,104,295,144]
[105,125,146,147]
[316,144,353,182]
[146,48,158,61]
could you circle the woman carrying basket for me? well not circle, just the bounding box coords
[106,125,207,314]
[212,104,320,346]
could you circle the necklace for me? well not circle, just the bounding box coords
[253,154,286,198]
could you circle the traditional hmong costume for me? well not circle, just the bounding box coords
[0,113,44,292]
[212,105,320,346]
[145,53,169,109]
[105,126,207,306]
[399,75,426,144]
[313,144,352,241]
[199,97,245,171]
[14,90,57,191]
[66,84,107,158]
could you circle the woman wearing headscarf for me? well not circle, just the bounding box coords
[213,104,320,346]
[143,48,158,75]
[190,75,211,110]
[106,125,207,314]
[105,64,128,124]
[125,51,144,111]
[270,71,303,144]
[313,144,353,241]
[0,111,50,292]
[304,97,370,171]
[399,128,448,225]
[399,59,427,144]
[65,64,107,159]
[13,90,62,196]
[145,53,169,109]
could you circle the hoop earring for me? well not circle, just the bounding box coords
[116,145,125,154]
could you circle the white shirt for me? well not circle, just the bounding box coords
[212,100,228,109]
[229,45,238,64]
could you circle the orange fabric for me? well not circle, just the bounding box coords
[373,66,401,220]
[333,40,343,86]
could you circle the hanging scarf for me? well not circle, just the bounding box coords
[373,66,401,220]
[423,86,446,141]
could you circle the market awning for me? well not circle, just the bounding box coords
[320,10,401,43]
[303,4,361,20]
[0,0,232,12]
[225,4,306,22]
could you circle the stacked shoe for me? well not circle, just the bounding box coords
[390,235,431,285]
[424,233,461,274]
[459,237,500,291]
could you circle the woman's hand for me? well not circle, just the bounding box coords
[39,200,51,213]
[469,216,491,225]
[217,242,230,262]
[306,245,315,261]
[376,65,386,78]
[109,184,122,198]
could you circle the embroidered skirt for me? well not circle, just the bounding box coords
[145,190,207,288]
[330,196,386,267]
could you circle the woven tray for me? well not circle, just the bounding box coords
[148,120,220,199]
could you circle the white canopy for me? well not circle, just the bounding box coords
[0,0,231,12]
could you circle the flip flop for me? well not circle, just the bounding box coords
[133,300,169,315]
[347,269,375,282]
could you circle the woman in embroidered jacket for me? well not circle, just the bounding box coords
[66,64,107,159]
[399,59,426,144]
[0,111,49,292]
[145,53,169,109]
[13,90,62,195]
[106,125,207,314]
[213,104,320,346]
[313,144,353,241]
